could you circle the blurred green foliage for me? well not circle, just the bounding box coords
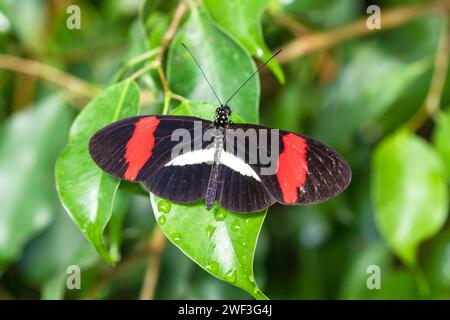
[0,0,450,300]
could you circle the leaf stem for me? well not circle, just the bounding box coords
[252,288,270,300]
[126,61,159,82]
[114,48,160,82]
[127,48,160,67]
[412,266,431,298]
[161,88,172,115]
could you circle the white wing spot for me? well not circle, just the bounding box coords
[165,149,261,181]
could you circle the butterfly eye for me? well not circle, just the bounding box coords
[223,105,231,115]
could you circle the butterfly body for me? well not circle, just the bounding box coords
[213,104,232,128]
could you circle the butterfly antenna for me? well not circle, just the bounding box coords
[181,43,223,106]
[224,49,282,106]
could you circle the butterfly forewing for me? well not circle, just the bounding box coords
[89,115,214,203]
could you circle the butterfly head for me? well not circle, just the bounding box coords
[214,104,231,128]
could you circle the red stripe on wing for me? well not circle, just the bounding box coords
[124,116,160,180]
[276,133,308,204]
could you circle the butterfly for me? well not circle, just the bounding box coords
[89,45,351,213]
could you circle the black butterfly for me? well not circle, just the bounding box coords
[89,45,351,213]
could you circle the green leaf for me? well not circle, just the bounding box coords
[139,0,170,50]
[150,101,268,299]
[41,274,67,300]
[18,204,98,300]
[339,242,389,299]
[433,109,450,177]
[20,190,128,299]
[55,81,140,265]
[423,230,450,298]
[1,0,46,52]
[314,43,431,147]
[376,16,446,132]
[339,242,420,299]
[372,130,448,266]
[203,0,285,83]
[167,6,260,123]
[0,96,72,269]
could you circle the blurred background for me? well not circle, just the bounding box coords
[1,0,450,299]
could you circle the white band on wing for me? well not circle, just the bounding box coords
[165,148,261,181]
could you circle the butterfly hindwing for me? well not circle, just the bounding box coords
[216,164,275,212]
[222,123,351,208]
[272,131,351,205]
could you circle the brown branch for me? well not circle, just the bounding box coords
[0,53,101,99]
[0,54,156,107]
[12,73,37,111]
[156,2,188,66]
[270,11,311,36]
[278,0,450,63]
[86,240,162,299]
[139,228,167,300]
[155,1,188,94]
[425,22,449,116]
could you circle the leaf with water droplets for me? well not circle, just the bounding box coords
[206,225,216,239]
[172,232,182,242]
[157,215,167,226]
[55,80,141,265]
[214,207,228,221]
[224,268,237,283]
[150,101,268,299]
[157,199,172,214]
[151,194,268,299]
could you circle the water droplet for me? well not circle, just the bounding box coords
[248,275,255,283]
[206,225,216,239]
[172,232,182,242]
[214,208,227,221]
[157,215,166,225]
[256,48,264,57]
[242,241,247,247]
[206,260,219,274]
[231,223,241,232]
[253,287,261,295]
[158,200,171,214]
[245,218,250,224]
[224,269,237,283]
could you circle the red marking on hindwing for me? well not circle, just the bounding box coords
[276,133,308,204]
[124,116,160,181]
